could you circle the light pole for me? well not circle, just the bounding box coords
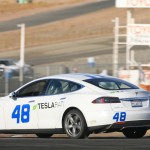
[112,17,119,77]
[17,23,25,86]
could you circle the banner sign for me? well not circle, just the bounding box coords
[127,24,150,45]
[116,0,150,8]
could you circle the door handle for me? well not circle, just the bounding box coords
[60,97,66,100]
[29,100,35,103]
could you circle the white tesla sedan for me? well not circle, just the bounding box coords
[0,73,150,139]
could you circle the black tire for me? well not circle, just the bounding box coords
[63,109,88,139]
[122,128,147,138]
[36,133,53,138]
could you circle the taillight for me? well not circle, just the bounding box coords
[92,97,120,104]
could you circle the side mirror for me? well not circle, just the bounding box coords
[9,92,17,100]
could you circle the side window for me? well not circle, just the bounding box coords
[60,80,82,93]
[69,82,81,92]
[62,80,82,93]
[61,81,70,93]
[117,82,132,89]
[16,80,47,97]
[99,81,119,90]
[46,79,82,95]
[46,80,63,95]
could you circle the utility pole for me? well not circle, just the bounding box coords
[17,24,25,86]
[126,9,134,69]
[112,17,119,77]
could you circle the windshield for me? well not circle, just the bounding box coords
[84,78,139,90]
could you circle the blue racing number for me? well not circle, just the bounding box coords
[113,112,126,122]
[12,104,30,124]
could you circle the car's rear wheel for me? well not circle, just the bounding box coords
[36,134,53,138]
[63,109,88,139]
[122,128,147,138]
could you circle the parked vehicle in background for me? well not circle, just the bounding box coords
[0,59,33,77]
[16,0,32,4]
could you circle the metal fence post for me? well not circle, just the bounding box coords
[112,17,119,77]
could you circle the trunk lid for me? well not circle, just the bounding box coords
[109,89,150,111]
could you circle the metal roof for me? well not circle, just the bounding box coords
[41,73,110,81]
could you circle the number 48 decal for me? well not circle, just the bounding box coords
[113,112,126,122]
[12,104,30,124]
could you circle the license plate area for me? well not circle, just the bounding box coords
[131,100,143,107]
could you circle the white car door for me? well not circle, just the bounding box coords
[4,79,48,130]
[4,97,38,129]
[37,94,65,129]
[37,79,65,129]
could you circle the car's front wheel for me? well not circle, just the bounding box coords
[36,133,53,138]
[122,128,147,138]
[63,109,88,139]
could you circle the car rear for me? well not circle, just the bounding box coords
[83,76,150,137]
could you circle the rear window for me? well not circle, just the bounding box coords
[84,78,139,90]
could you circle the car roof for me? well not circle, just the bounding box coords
[39,73,113,81]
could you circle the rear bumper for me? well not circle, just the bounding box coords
[88,120,150,133]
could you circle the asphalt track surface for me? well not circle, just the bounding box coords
[1,137,150,150]
[0,0,115,32]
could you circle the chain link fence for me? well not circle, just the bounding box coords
[1,63,150,96]
[0,63,115,96]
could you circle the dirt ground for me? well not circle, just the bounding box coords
[0,1,150,52]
